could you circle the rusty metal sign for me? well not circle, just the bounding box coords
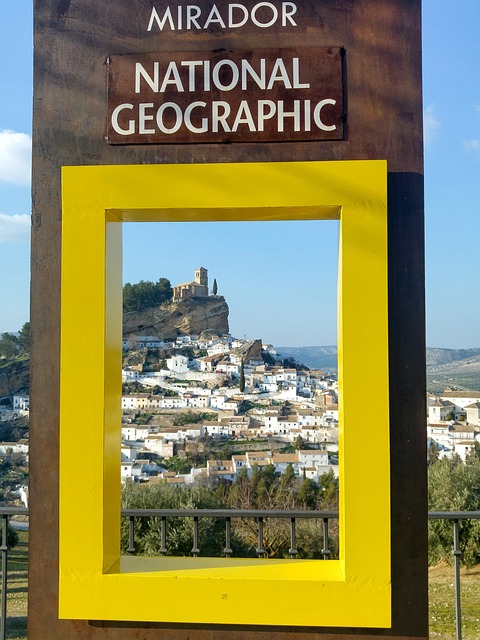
[107,47,345,144]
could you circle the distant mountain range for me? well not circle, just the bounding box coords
[425,348,480,393]
[276,346,480,392]
[276,345,338,371]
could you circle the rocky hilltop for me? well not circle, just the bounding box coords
[123,295,229,340]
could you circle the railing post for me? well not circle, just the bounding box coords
[191,516,200,557]
[452,519,462,640]
[322,517,331,560]
[160,516,167,556]
[0,515,8,640]
[224,517,233,557]
[256,517,266,558]
[127,516,136,554]
[289,517,298,558]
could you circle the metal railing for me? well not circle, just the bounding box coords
[123,508,337,559]
[1,508,479,640]
[428,511,480,640]
[0,507,28,640]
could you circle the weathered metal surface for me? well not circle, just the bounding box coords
[30,0,426,638]
[107,47,345,144]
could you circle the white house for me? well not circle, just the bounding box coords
[121,461,135,480]
[206,459,236,482]
[207,341,231,357]
[277,416,299,434]
[183,393,211,409]
[13,394,29,411]
[281,384,298,400]
[427,423,452,449]
[161,396,187,409]
[232,454,248,473]
[454,440,477,462]
[203,421,235,438]
[298,449,329,468]
[166,354,189,374]
[448,422,476,441]
[216,361,240,376]
[121,444,140,462]
[198,355,219,372]
[271,453,301,476]
[245,451,273,473]
[144,434,168,452]
[0,440,29,455]
[297,409,324,427]
[321,409,338,426]
[210,394,228,410]
[121,426,150,441]
[121,393,150,410]
[465,402,480,426]
[428,399,456,423]
[223,398,240,414]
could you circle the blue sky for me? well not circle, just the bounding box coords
[0,1,479,348]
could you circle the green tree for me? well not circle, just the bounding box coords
[428,456,480,567]
[427,440,440,465]
[221,442,234,459]
[278,463,296,497]
[279,401,293,416]
[239,358,245,392]
[261,351,276,366]
[282,357,309,371]
[0,332,21,359]
[298,478,319,509]
[123,278,172,313]
[212,278,218,295]
[135,412,152,425]
[227,465,292,557]
[17,322,30,353]
[173,411,217,426]
[162,457,192,474]
[7,524,18,549]
[465,440,480,465]
[294,435,306,450]
[318,469,339,509]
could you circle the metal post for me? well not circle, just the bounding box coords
[322,517,331,560]
[1,515,8,640]
[127,516,136,554]
[191,517,200,557]
[289,517,298,558]
[256,517,265,557]
[224,517,232,557]
[160,516,167,556]
[452,519,462,640]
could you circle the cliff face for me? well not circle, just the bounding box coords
[123,295,229,340]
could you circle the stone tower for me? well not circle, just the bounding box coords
[194,267,208,292]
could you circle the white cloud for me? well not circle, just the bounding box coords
[0,213,31,243]
[0,130,32,186]
[423,106,440,148]
[463,139,480,152]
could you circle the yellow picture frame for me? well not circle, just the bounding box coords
[59,160,390,627]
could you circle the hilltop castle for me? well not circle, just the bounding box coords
[172,267,209,301]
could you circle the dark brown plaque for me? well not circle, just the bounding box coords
[107,47,345,144]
